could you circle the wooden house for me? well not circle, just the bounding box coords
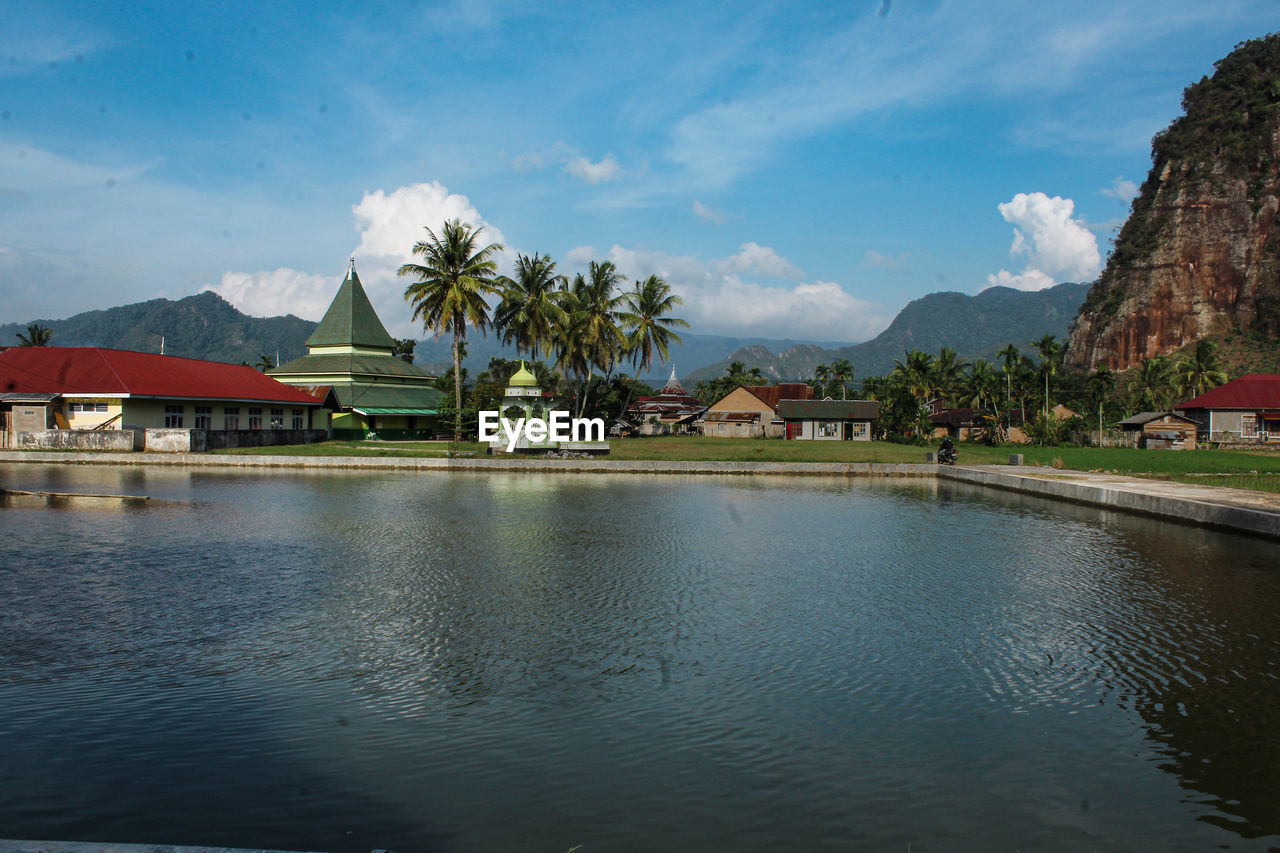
[702,383,814,438]
[1116,411,1198,449]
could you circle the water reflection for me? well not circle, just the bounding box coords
[1,464,1278,851]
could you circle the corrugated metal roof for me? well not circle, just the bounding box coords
[705,411,760,423]
[777,399,880,420]
[271,352,436,380]
[0,347,323,405]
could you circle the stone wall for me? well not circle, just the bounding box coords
[17,429,142,451]
[145,428,328,452]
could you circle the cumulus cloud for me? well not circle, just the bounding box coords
[564,154,621,184]
[215,181,511,337]
[692,200,728,224]
[567,242,886,342]
[214,268,335,321]
[985,191,1101,292]
[1101,175,1139,203]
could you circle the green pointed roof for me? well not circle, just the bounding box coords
[509,361,538,387]
[306,260,398,351]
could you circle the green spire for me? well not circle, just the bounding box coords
[306,259,398,350]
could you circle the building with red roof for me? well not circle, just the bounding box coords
[0,345,328,449]
[624,366,705,435]
[703,382,816,438]
[1175,374,1280,441]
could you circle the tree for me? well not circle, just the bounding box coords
[1088,364,1116,443]
[494,253,569,361]
[997,344,1020,406]
[1129,355,1175,411]
[891,349,937,404]
[1034,334,1065,416]
[1174,339,1228,401]
[255,353,274,372]
[830,358,854,400]
[616,274,687,419]
[930,347,967,407]
[16,323,52,347]
[399,219,504,441]
[813,363,830,396]
[392,339,417,363]
[557,262,625,417]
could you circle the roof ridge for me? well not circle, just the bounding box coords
[96,347,131,393]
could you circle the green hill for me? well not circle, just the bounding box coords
[0,291,316,365]
[688,282,1089,382]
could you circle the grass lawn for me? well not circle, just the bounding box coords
[209,436,1280,481]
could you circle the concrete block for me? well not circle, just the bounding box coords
[1008,453,1023,465]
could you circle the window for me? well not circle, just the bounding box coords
[194,405,212,430]
[849,421,868,439]
[164,405,184,428]
[248,407,263,430]
[292,408,304,430]
[817,420,841,438]
[224,407,240,430]
[69,402,108,413]
[270,408,284,429]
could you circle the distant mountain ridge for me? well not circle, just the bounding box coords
[687,282,1090,382]
[0,291,315,365]
[2,282,1087,383]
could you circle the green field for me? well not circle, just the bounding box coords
[206,437,1280,492]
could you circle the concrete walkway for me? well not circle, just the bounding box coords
[2,450,1278,539]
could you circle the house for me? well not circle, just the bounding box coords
[929,404,1076,443]
[1174,374,1280,442]
[625,366,705,435]
[1116,411,1198,449]
[270,260,442,440]
[777,399,880,440]
[0,345,327,450]
[702,383,815,438]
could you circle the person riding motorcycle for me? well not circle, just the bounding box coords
[938,436,957,465]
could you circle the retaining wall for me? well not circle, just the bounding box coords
[15,430,142,452]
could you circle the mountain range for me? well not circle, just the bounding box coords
[1,281,1087,382]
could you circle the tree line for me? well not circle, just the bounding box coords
[399,219,688,439]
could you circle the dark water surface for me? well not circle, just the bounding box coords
[2,463,1279,852]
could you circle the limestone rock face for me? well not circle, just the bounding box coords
[1067,35,1280,371]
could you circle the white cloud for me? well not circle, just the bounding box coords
[568,243,886,342]
[692,200,728,224]
[1101,175,1140,203]
[215,181,512,337]
[984,191,1101,292]
[984,268,1056,292]
[214,268,335,321]
[715,241,802,279]
[511,152,545,172]
[564,154,621,184]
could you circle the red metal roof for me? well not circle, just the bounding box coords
[1175,374,1280,410]
[0,347,323,405]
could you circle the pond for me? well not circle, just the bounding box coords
[2,463,1279,852]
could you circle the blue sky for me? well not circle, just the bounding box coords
[2,0,1276,343]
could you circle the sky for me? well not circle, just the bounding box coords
[2,0,1277,345]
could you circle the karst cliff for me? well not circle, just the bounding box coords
[1068,34,1280,371]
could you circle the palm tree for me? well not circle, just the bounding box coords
[931,347,967,407]
[892,349,937,404]
[255,353,274,372]
[561,261,625,417]
[616,274,688,418]
[399,219,504,440]
[1034,334,1065,416]
[1129,355,1174,411]
[619,275,688,377]
[494,252,568,361]
[16,323,52,347]
[1174,339,1228,402]
[813,363,830,396]
[997,344,1020,407]
[1088,364,1115,443]
[830,358,854,400]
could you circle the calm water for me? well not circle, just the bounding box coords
[2,463,1279,852]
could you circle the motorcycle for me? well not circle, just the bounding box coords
[937,444,957,465]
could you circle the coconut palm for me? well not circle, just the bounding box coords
[1174,339,1228,402]
[619,275,688,376]
[1129,355,1175,411]
[813,363,830,396]
[931,347,967,407]
[1034,334,1065,416]
[830,358,854,400]
[16,323,52,347]
[558,262,625,417]
[494,252,568,361]
[1088,364,1115,442]
[997,343,1020,407]
[399,219,504,440]
[892,349,938,404]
